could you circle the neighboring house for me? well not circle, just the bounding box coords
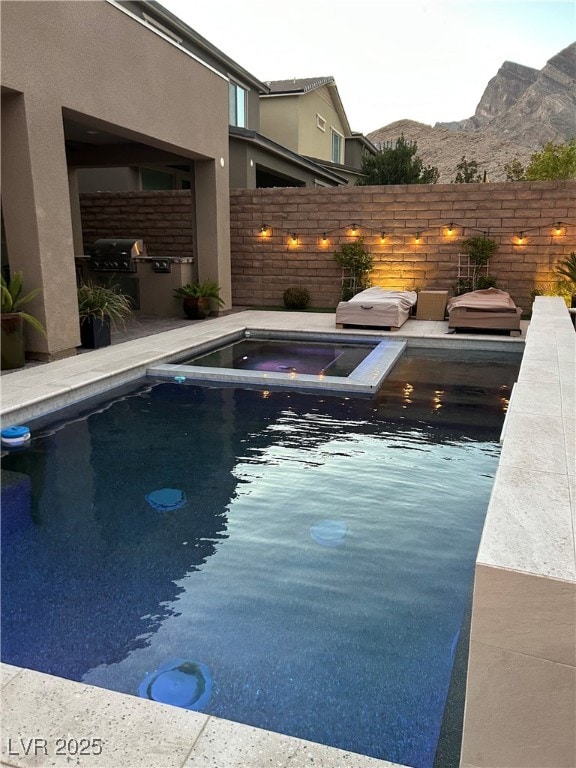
[79,1,345,191]
[259,77,377,184]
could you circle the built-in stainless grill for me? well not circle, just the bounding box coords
[89,238,146,272]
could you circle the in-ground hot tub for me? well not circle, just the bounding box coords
[148,331,407,394]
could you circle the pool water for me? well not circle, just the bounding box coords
[184,338,376,376]
[0,348,521,768]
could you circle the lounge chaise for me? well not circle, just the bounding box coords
[447,288,522,335]
[335,288,418,330]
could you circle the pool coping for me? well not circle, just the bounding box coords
[0,310,535,768]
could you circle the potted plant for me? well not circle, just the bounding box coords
[1,271,46,370]
[460,235,499,292]
[77,281,133,349]
[333,238,374,300]
[173,280,224,320]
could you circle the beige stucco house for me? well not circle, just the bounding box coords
[102,2,348,191]
[1,0,233,361]
[0,1,370,363]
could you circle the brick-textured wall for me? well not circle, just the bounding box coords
[80,191,195,259]
[230,181,575,310]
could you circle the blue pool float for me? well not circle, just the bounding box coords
[145,488,187,512]
[138,659,213,710]
[1,426,31,448]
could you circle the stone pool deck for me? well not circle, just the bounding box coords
[1,304,573,768]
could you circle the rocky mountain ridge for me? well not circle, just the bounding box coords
[367,43,575,182]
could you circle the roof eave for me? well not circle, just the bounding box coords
[229,127,348,184]
[138,1,269,93]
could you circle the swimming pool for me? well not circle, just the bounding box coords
[0,347,521,768]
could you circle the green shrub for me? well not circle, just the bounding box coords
[283,286,310,310]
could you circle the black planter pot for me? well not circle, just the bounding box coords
[182,297,211,320]
[80,316,111,349]
[1,313,26,369]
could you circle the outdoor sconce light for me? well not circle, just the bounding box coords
[380,232,386,243]
[260,224,268,236]
[415,232,421,243]
[554,222,564,235]
[320,233,328,245]
[351,223,358,235]
[290,233,298,245]
[517,231,525,244]
[447,222,454,235]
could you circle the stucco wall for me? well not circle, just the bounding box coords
[1,0,230,358]
[297,87,347,161]
[260,96,300,153]
[230,181,575,310]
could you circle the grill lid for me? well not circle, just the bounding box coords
[89,238,145,271]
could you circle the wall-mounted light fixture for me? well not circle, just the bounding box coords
[290,233,298,245]
[320,233,328,245]
[380,232,386,243]
[351,223,358,235]
[260,224,269,236]
[415,232,421,243]
[517,231,525,244]
[447,222,454,235]
[554,222,564,235]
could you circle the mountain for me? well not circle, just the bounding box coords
[367,43,576,182]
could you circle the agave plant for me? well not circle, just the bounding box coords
[0,271,46,334]
[554,251,576,287]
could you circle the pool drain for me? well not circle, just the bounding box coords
[138,659,213,710]
[310,520,347,547]
[145,488,186,512]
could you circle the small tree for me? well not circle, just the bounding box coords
[333,238,373,300]
[357,134,439,186]
[453,156,483,183]
[458,235,499,293]
[504,158,526,181]
[525,140,576,180]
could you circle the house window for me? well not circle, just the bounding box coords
[229,82,247,127]
[331,129,343,163]
[316,114,326,132]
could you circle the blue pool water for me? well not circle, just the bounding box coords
[0,348,521,768]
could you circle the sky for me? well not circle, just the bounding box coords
[159,0,575,135]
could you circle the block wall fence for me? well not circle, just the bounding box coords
[78,183,575,314]
[230,181,575,312]
[79,191,195,260]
